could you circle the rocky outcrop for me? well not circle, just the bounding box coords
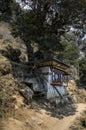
[0,22,32,118]
[0,55,11,76]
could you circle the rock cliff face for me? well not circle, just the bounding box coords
[0,22,32,118]
[0,22,28,61]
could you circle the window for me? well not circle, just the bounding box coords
[52,71,62,85]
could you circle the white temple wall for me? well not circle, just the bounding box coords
[26,66,68,99]
[40,67,67,99]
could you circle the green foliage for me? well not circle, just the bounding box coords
[0,0,12,21]
[58,34,79,65]
[0,0,21,21]
[11,0,86,60]
[1,0,86,63]
[62,0,86,26]
[79,57,86,83]
[11,4,63,59]
[82,40,86,56]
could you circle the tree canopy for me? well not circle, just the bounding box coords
[0,0,86,63]
[59,37,79,65]
[79,57,86,84]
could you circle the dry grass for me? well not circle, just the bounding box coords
[70,111,86,130]
[68,80,86,103]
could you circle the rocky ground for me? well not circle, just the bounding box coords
[70,110,86,130]
[0,103,86,130]
[68,80,86,103]
[0,21,31,118]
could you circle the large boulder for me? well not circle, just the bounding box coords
[0,44,21,62]
[0,55,11,76]
[19,84,33,104]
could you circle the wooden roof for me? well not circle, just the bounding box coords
[37,58,70,74]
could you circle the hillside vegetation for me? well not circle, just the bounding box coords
[0,1,86,130]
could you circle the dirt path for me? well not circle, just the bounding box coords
[1,103,86,130]
[46,103,86,130]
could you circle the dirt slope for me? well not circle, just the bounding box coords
[0,103,86,130]
[50,103,86,130]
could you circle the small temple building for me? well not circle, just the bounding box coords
[28,58,70,99]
